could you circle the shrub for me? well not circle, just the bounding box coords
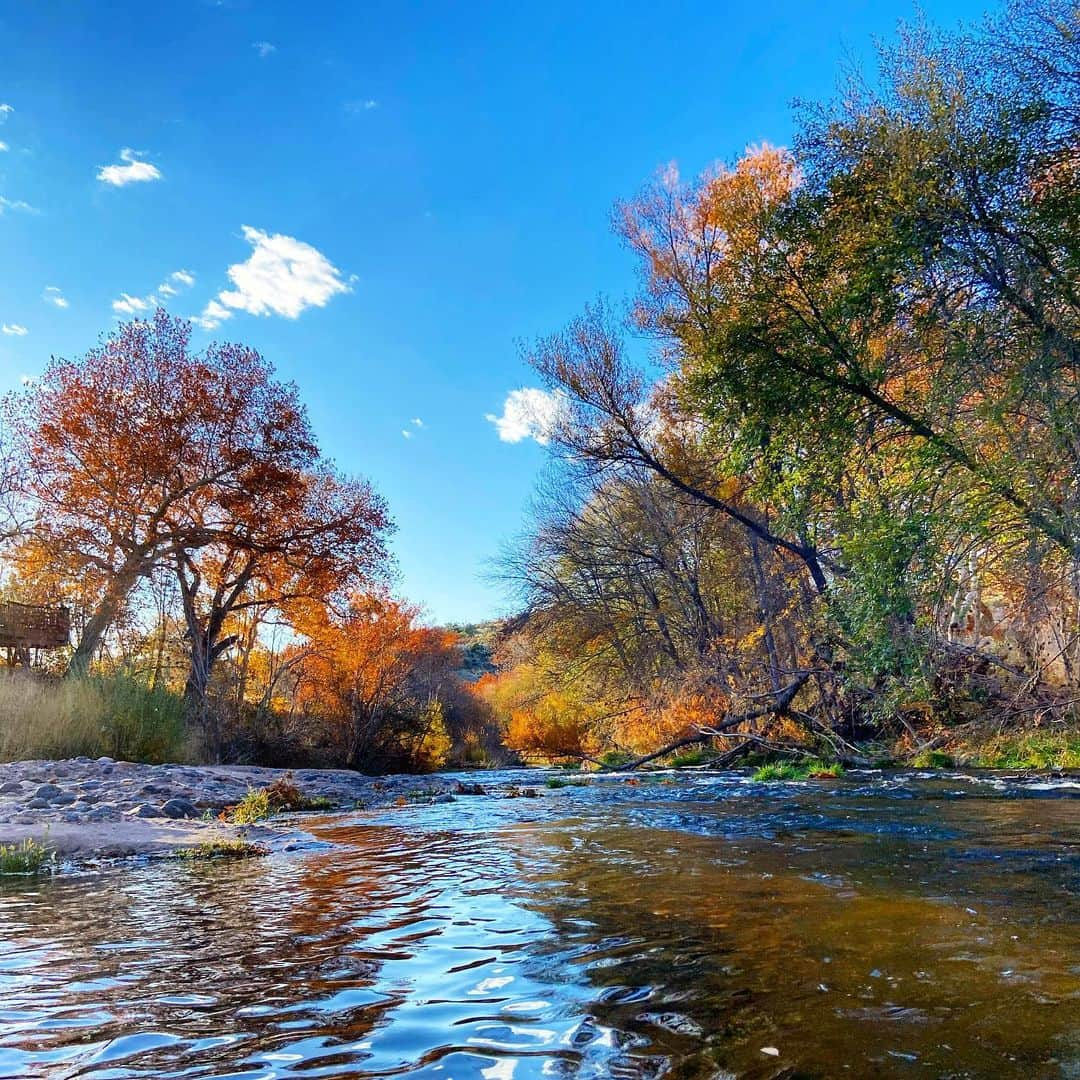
[973,732,1080,770]
[911,748,956,769]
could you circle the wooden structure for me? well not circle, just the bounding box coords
[0,601,71,666]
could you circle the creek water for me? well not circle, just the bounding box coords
[1,769,1078,1079]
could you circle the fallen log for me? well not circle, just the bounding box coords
[602,673,812,772]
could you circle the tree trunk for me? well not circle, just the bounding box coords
[66,561,146,676]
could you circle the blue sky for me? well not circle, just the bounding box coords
[0,0,988,624]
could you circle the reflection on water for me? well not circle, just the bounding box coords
[1,770,1078,1078]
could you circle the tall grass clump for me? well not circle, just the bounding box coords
[0,673,188,764]
[0,838,54,875]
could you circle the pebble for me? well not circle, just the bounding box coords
[26,798,48,810]
[126,803,163,819]
[33,784,62,800]
[0,781,22,794]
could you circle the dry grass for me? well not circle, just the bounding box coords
[0,674,189,764]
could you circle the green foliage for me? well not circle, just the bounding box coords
[972,733,1080,771]
[598,750,635,768]
[0,838,54,875]
[911,749,956,769]
[752,759,844,782]
[0,674,187,764]
[669,748,716,768]
[229,788,272,824]
[175,838,269,860]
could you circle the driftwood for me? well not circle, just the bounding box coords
[601,673,812,772]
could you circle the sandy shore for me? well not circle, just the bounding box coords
[0,757,466,865]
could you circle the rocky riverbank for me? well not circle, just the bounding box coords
[0,757,467,865]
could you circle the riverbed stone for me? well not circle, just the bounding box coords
[33,784,62,800]
[52,792,77,805]
[161,797,198,819]
[0,781,23,794]
[126,803,163,818]
[26,797,49,809]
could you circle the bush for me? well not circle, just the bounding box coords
[752,759,844,782]
[229,788,272,824]
[0,673,188,764]
[972,732,1080,770]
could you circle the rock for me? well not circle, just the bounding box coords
[52,792,77,805]
[432,793,456,804]
[161,797,198,819]
[96,756,115,764]
[0,781,23,794]
[453,781,487,796]
[26,798,49,809]
[33,784,62,800]
[126,803,162,819]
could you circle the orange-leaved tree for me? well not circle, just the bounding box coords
[6,310,323,675]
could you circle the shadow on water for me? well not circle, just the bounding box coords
[1,770,1078,1078]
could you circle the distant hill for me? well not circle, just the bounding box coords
[444,620,502,681]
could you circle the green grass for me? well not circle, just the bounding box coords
[971,732,1080,770]
[545,776,590,788]
[0,838,54,875]
[175,838,269,860]
[752,759,845,782]
[229,788,272,824]
[668,748,716,768]
[911,749,956,769]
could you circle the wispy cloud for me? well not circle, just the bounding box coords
[196,226,350,329]
[97,148,162,187]
[0,142,7,153]
[112,269,195,316]
[2,323,28,336]
[157,268,196,297]
[43,286,69,309]
[401,429,413,439]
[0,195,36,215]
[345,99,379,114]
[0,104,12,121]
[411,417,424,428]
[486,388,566,445]
[252,40,276,58]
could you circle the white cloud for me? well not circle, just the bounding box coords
[345,99,379,113]
[2,323,28,336]
[112,292,154,315]
[253,40,276,58]
[156,269,195,297]
[401,429,412,439]
[0,142,7,152]
[97,148,162,187]
[196,225,350,328]
[0,196,36,214]
[43,286,69,309]
[0,104,11,121]
[112,269,194,316]
[411,417,424,427]
[486,387,566,445]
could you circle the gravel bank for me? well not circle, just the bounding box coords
[0,757,464,865]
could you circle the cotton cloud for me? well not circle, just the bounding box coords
[486,388,566,445]
[0,105,12,121]
[0,142,7,152]
[157,269,195,297]
[2,323,28,336]
[401,429,413,439]
[196,226,350,329]
[97,148,162,187]
[253,41,276,58]
[43,286,68,309]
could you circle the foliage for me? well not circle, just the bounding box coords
[229,788,272,824]
[0,838,54,875]
[971,732,1080,770]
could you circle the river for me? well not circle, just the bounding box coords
[2,769,1078,1078]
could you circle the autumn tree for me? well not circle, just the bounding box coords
[6,311,329,676]
[291,593,460,770]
